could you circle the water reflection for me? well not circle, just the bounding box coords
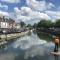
[37,31,54,42]
[12,32,47,50]
[0,31,60,60]
[54,55,58,60]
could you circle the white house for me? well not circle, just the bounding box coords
[1,22,9,28]
[0,16,15,33]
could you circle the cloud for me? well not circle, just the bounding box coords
[0,10,15,20]
[26,0,55,11]
[1,0,20,3]
[45,11,60,22]
[0,11,16,20]
[0,0,57,25]
[21,7,32,15]
[26,0,46,11]
[0,3,8,10]
[0,0,58,24]
[14,7,51,24]
[12,0,55,24]
[47,3,55,9]
[14,7,20,13]
[0,10,9,17]
[14,7,21,20]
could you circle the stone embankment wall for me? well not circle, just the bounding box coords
[0,31,29,45]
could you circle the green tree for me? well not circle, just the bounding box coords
[20,21,26,27]
[55,19,60,28]
[37,20,54,28]
[33,23,37,29]
[27,24,32,30]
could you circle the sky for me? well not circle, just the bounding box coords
[0,0,60,24]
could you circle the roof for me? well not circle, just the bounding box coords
[0,16,15,23]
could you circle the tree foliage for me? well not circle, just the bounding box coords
[37,20,54,28]
[55,19,60,27]
[20,21,26,27]
[27,24,32,30]
[33,23,37,28]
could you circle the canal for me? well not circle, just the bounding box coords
[0,31,60,60]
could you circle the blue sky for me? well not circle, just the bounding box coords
[0,0,60,12]
[0,0,60,24]
[0,0,26,12]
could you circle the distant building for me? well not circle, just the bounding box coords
[15,23,21,29]
[8,18,16,29]
[0,16,15,33]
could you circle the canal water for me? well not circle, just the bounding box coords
[0,31,60,60]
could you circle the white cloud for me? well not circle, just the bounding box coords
[14,7,21,14]
[0,3,8,10]
[21,7,32,14]
[45,11,60,21]
[14,7,51,24]
[0,0,56,24]
[47,3,55,9]
[0,10,9,17]
[1,0,20,3]
[0,0,58,25]
[26,0,55,11]
[26,0,46,11]
[14,7,21,20]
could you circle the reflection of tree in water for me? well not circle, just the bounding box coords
[37,31,54,42]
[54,55,58,60]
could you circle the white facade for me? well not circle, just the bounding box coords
[1,22,9,28]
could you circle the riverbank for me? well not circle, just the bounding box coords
[36,28,60,36]
[0,31,29,45]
